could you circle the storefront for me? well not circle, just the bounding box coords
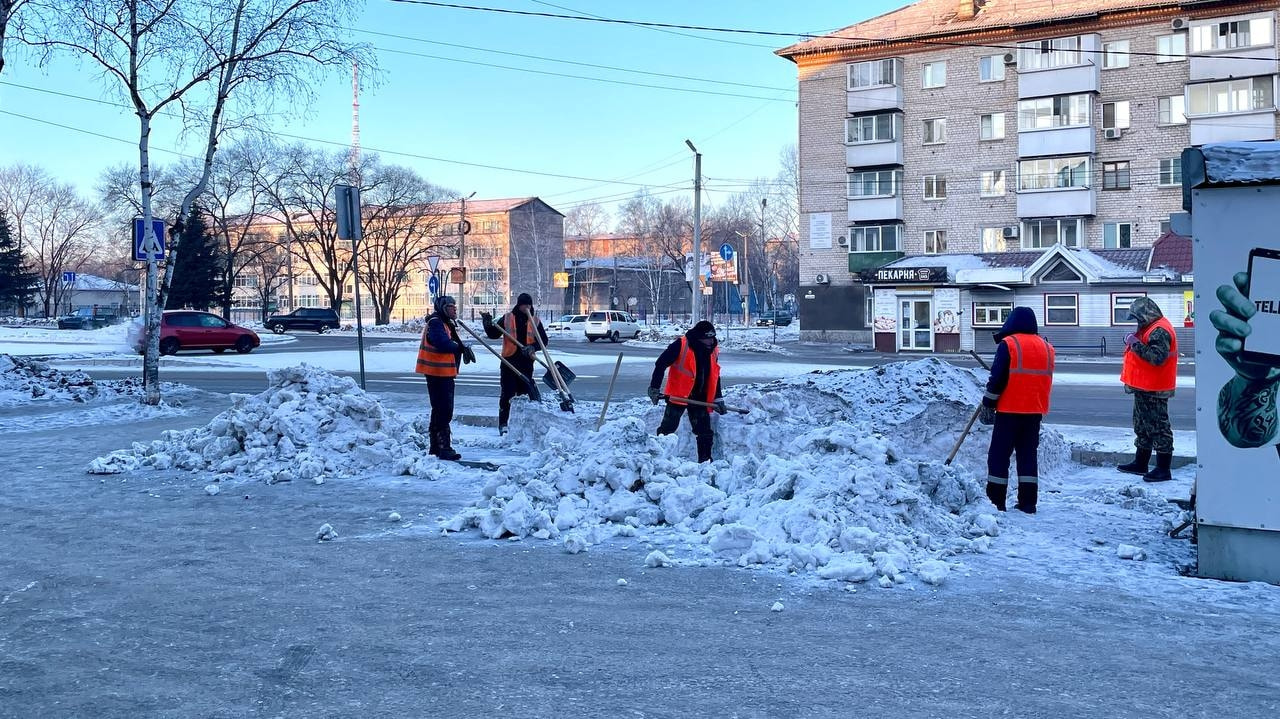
[863,265,961,353]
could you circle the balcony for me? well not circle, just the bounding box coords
[1017,35,1101,99]
[1191,47,1279,82]
[847,195,904,223]
[1018,125,1095,158]
[1189,110,1278,144]
[848,251,904,273]
[1016,187,1096,218]
[846,141,903,167]
[847,84,903,114]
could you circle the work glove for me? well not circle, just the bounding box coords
[461,345,476,364]
[520,345,537,359]
[647,386,661,405]
[1123,332,1140,350]
[480,311,494,327]
[978,405,996,426]
[714,399,728,416]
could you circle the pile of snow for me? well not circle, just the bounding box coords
[0,317,57,328]
[445,359,1065,586]
[0,354,102,405]
[87,364,445,483]
[634,322,796,354]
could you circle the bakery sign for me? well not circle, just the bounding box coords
[860,266,948,284]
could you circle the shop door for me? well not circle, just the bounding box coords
[899,298,933,351]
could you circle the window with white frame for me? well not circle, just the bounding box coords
[1160,219,1173,235]
[1022,218,1082,249]
[981,227,1007,252]
[1191,17,1274,52]
[980,170,1006,197]
[864,293,874,328]
[1159,158,1183,186]
[1045,294,1079,325]
[922,118,947,144]
[1112,293,1146,324]
[1102,40,1131,68]
[1158,95,1187,124]
[973,301,1013,326]
[1018,156,1090,191]
[846,113,899,143]
[470,268,505,282]
[922,175,947,200]
[1103,161,1131,190]
[298,274,319,286]
[1188,77,1275,115]
[1104,222,1135,249]
[849,224,901,252]
[924,230,947,254]
[1018,36,1082,70]
[297,294,320,308]
[980,112,1005,140]
[847,58,901,89]
[847,169,901,198]
[233,275,259,288]
[1156,33,1187,62]
[1017,94,1091,131]
[922,61,947,88]
[979,55,1006,82]
[1102,100,1131,129]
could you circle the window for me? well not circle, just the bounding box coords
[1191,17,1274,52]
[1112,293,1146,324]
[1103,161,1132,190]
[980,170,1006,197]
[1158,95,1187,125]
[1045,294,1079,325]
[1102,101,1131,130]
[922,175,947,200]
[980,113,1005,140]
[1156,33,1187,62]
[846,113,899,143]
[979,55,1005,82]
[849,224,901,252]
[1018,156,1090,191]
[233,275,259,288]
[981,227,1008,253]
[1017,94,1091,131]
[1022,218,1082,249]
[1159,158,1183,187]
[847,169,900,198]
[923,118,947,144]
[924,230,947,254]
[848,58,901,89]
[1018,36,1081,70]
[864,293,874,328]
[1104,222,1135,249]
[470,268,505,282]
[1103,40,1130,68]
[973,302,1013,326]
[1188,77,1275,115]
[1160,219,1173,235]
[922,61,947,88]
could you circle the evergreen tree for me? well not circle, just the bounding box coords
[0,213,39,313]
[166,209,225,310]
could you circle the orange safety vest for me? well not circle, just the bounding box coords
[415,317,459,378]
[996,334,1055,415]
[663,337,720,406]
[501,312,538,357]
[1120,316,1178,392]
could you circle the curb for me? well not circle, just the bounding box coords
[456,413,499,427]
[1072,448,1196,469]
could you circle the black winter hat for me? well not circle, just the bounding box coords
[689,320,716,339]
[516,292,534,307]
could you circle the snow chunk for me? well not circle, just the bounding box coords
[316,523,337,541]
[1117,544,1147,561]
[770,601,784,612]
[203,483,220,496]
[388,512,402,522]
[917,560,951,586]
[644,551,672,568]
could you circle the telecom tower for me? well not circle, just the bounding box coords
[349,61,361,184]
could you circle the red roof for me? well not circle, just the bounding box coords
[1148,230,1193,274]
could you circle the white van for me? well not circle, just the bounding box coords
[584,310,640,342]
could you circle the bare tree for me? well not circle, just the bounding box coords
[770,144,800,307]
[243,237,290,323]
[0,163,45,256]
[196,139,278,318]
[0,0,30,76]
[564,201,608,312]
[24,182,102,316]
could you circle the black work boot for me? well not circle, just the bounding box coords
[1118,447,1151,475]
[1015,481,1038,514]
[985,480,1007,512]
[696,436,714,463]
[428,429,442,457]
[436,427,462,461]
[1143,453,1173,482]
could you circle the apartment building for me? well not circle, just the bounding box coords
[778,0,1277,352]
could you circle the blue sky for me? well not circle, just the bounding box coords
[0,1,899,218]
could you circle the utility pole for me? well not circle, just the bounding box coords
[685,139,702,323]
[458,191,475,319]
[751,197,765,329]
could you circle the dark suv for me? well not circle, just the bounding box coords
[265,307,341,334]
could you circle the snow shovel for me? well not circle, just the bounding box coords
[944,404,984,466]
[455,320,542,402]
[490,321,577,391]
[530,322,575,413]
[658,393,750,415]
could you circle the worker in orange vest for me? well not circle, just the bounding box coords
[979,306,1055,513]
[1117,297,1179,482]
[647,320,726,462]
[415,295,475,461]
[480,292,548,435]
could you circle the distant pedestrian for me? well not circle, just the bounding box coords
[481,292,549,435]
[415,295,475,461]
[648,321,726,463]
[1117,297,1178,482]
[979,306,1055,513]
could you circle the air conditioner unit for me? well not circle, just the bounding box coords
[1002,52,1017,66]
[1171,17,1189,32]
[837,235,849,248]
[1001,226,1019,239]
[1103,127,1124,140]
[815,273,831,285]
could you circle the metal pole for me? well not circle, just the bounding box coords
[346,189,367,390]
[458,191,474,319]
[749,198,763,329]
[686,140,702,322]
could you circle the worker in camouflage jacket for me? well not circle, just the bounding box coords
[1117,297,1178,482]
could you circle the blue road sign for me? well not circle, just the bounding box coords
[61,271,76,284]
[428,274,440,295]
[719,243,734,261]
[133,218,166,261]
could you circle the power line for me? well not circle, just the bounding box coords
[0,108,198,159]
[526,0,781,50]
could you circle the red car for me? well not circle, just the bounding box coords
[129,311,260,355]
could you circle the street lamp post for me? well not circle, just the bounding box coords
[458,191,475,319]
[685,139,702,324]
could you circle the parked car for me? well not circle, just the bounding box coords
[57,307,118,330]
[584,310,641,342]
[128,311,260,355]
[265,307,341,334]
[754,310,793,327]
[548,314,587,332]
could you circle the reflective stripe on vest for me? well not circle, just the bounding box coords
[1119,316,1178,392]
[501,312,537,357]
[415,318,458,378]
[996,334,1054,415]
[662,337,720,406]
